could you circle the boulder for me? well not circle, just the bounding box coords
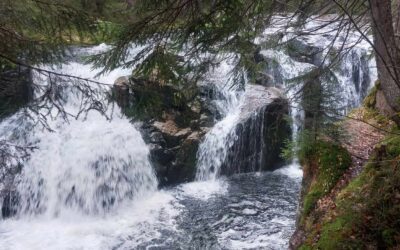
[221,85,291,175]
[113,77,216,186]
[286,38,323,66]
[143,119,210,186]
[113,76,131,109]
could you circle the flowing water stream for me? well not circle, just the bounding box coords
[0,24,376,249]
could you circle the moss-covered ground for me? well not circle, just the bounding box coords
[296,83,400,249]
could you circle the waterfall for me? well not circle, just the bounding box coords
[0,45,158,217]
[335,48,377,111]
[196,23,377,181]
[195,60,244,181]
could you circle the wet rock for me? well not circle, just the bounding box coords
[198,114,214,127]
[255,72,275,87]
[114,75,130,87]
[143,117,211,186]
[221,85,291,175]
[166,134,201,184]
[113,75,131,109]
[114,77,216,186]
[197,83,225,119]
[286,38,323,66]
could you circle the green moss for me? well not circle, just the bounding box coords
[303,190,323,216]
[363,81,379,109]
[301,140,352,216]
[382,229,397,246]
[384,129,400,157]
[298,245,312,250]
[297,101,400,248]
[311,127,400,249]
[317,217,355,250]
[125,92,164,120]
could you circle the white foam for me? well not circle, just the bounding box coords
[219,230,286,250]
[3,46,158,217]
[0,191,181,250]
[195,60,244,181]
[274,163,303,179]
[242,208,258,215]
[178,180,228,200]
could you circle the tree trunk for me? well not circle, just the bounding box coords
[370,0,400,125]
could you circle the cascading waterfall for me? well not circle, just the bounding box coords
[195,60,244,181]
[0,45,157,217]
[195,19,377,182]
[194,51,314,182]
[337,49,377,110]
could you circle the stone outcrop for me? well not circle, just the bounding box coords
[114,76,291,185]
[140,118,210,186]
[286,38,323,66]
[221,85,291,175]
[114,77,217,186]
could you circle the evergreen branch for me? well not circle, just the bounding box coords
[0,53,111,86]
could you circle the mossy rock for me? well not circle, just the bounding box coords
[116,78,199,126]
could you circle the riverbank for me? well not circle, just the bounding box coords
[291,83,400,249]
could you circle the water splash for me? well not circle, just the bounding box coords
[195,60,244,181]
[0,45,158,217]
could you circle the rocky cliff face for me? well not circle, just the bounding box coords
[114,77,291,186]
[114,76,218,186]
